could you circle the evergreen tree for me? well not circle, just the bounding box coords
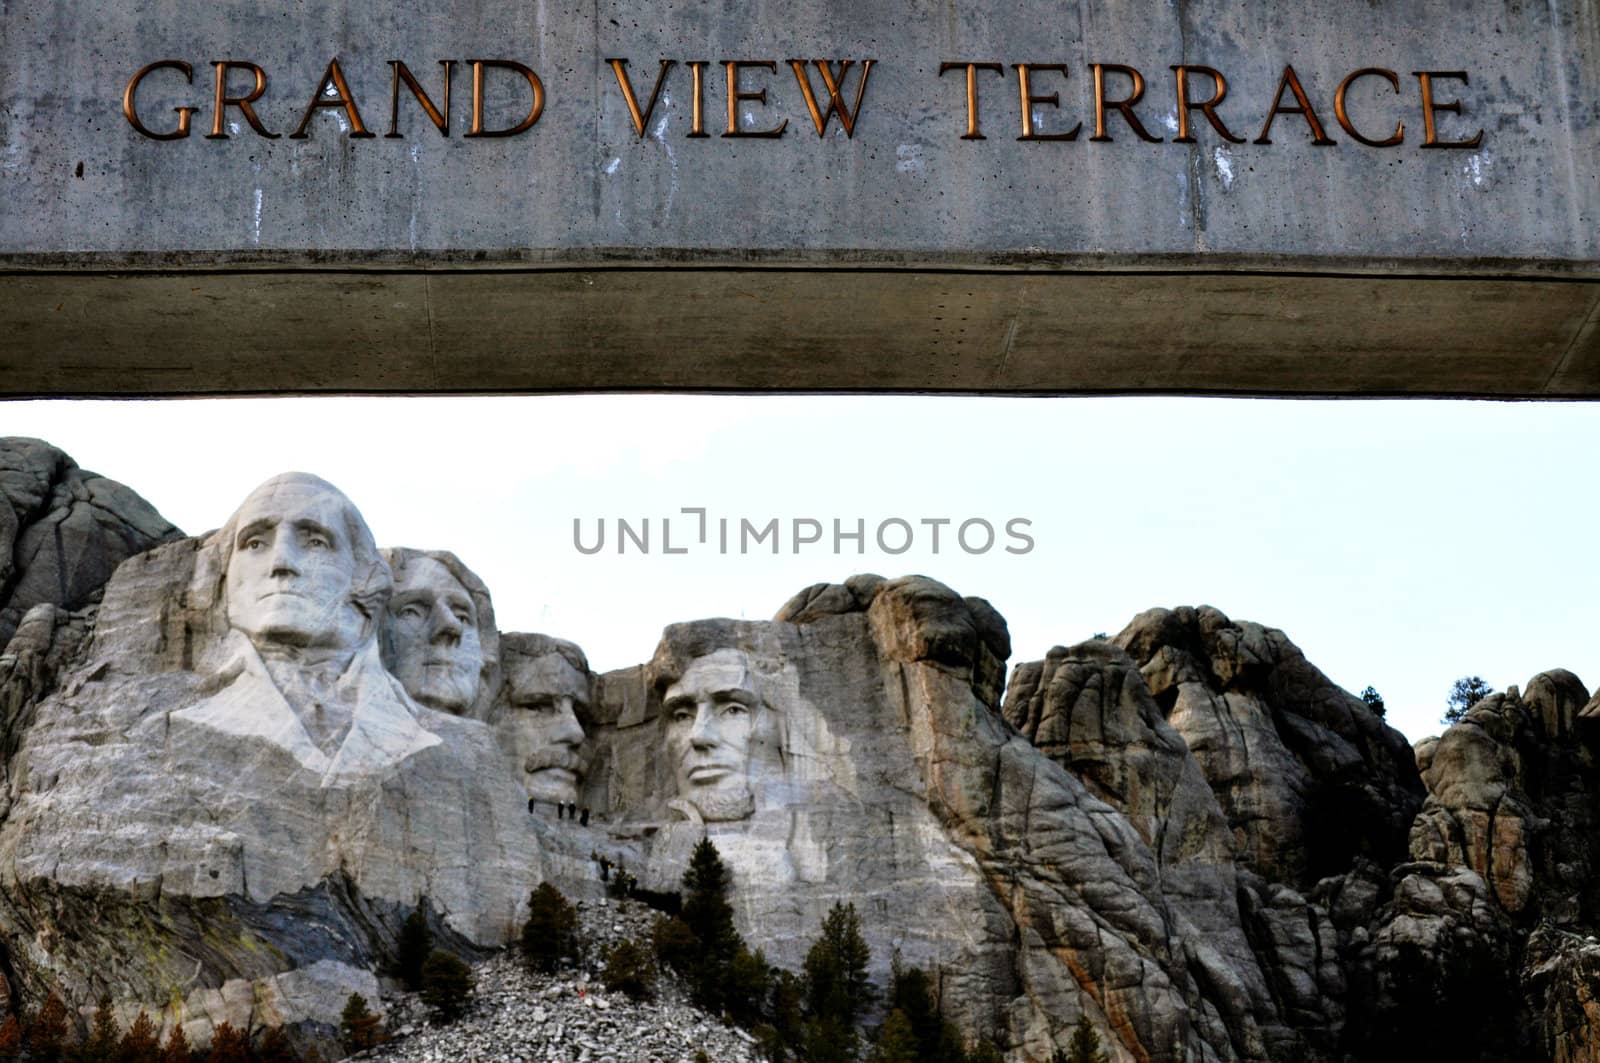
[157,1024,188,1063]
[396,906,434,991]
[725,947,772,1028]
[158,1024,190,1063]
[204,1022,250,1063]
[27,994,70,1063]
[805,902,873,1028]
[79,997,120,1063]
[868,1009,920,1063]
[769,969,806,1059]
[1062,1014,1109,1063]
[0,1015,20,1061]
[1444,676,1494,725]
[420,950,475,1023]
[255,1027,295,1063]
[885,957,965,1063]
[522,883,581,973]
[681,838,742,1010]
[115,1011,161,1063]
[801,1015,857,1063]
[600,939,656,1001]
[967,1041,1004,1063]
[651,914,699,975]
[340,992,383,1053]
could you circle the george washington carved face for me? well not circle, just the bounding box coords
[224,475,372,652]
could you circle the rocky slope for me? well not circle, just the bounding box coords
[361,898,761,1063]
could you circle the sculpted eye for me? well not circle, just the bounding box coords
[243,536,267,551]
[670,707,694,724]
[306,534,332,550]
[723,702,750,717]
[453,608,472,623]
[397,604,425,620]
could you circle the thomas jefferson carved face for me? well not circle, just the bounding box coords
[664,648,762,822]
[225,477,364,652]
[504,651,590,804]
[386,556,483,714]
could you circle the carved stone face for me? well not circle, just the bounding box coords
[664,648,761,821]
[386,556,483,714]
[504,652,590,804]
[225,478,363,651]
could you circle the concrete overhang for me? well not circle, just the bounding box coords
[2,0,1596,397]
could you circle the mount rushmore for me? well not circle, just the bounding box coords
[2,436,1600,1062]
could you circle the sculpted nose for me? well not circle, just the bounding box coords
[267,535,300,577]
[551,698,585,747]
[688,704,718,749]
[430,600,462,645]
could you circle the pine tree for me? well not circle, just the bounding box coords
[26,993,69,1063]
[651,914,699,975]
[522,883,581,973]
[396,906,434,991]
[886,958,965,1063]
[255,1026,295,1063]
[1063,1015,1109,1063]
[79,997,120,1063]
[805,902,873,1028]
[681,838,742,1010]
[159,1024,190,1063]
[340,992,383,1053]
[115,1011,161,1063]
[868,1009,920,1063]
[725,947,772,1028]
[967,1041,1004,1063]
[420,950,474,1023]
[600,939,656,1001]
[204,1022,250,1063]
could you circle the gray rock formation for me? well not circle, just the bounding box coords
[0,437,179,651]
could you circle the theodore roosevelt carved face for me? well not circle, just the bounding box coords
[497,637,592,805]
[663,648,766,822]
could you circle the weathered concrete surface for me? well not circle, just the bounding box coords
[1,0,1597,395]
[2,270,1598,397]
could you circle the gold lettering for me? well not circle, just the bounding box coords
[1013,64,1080,141]
[206,61,278,139]
[1414,71,1483,149]
[723,61,787,137]
[387,60,452,138]
[608,59,674,138]
[1091,64,1161,142]
[688,61,709,137]
[1333,68,1403,147]
[467,60,544,137]
[788,59,874,138]
[123,60,197,140]
[938,62,1003,140]
[1171,65,1243,144]
[290,58,375,139]
[1255,65,1335,145]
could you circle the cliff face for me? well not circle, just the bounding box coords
[1,438,1599,1062]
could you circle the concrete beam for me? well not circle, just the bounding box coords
[5,268,1597,397]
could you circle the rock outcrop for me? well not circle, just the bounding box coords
[0,437,180,652]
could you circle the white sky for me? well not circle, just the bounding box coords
[4,394,1593,747]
